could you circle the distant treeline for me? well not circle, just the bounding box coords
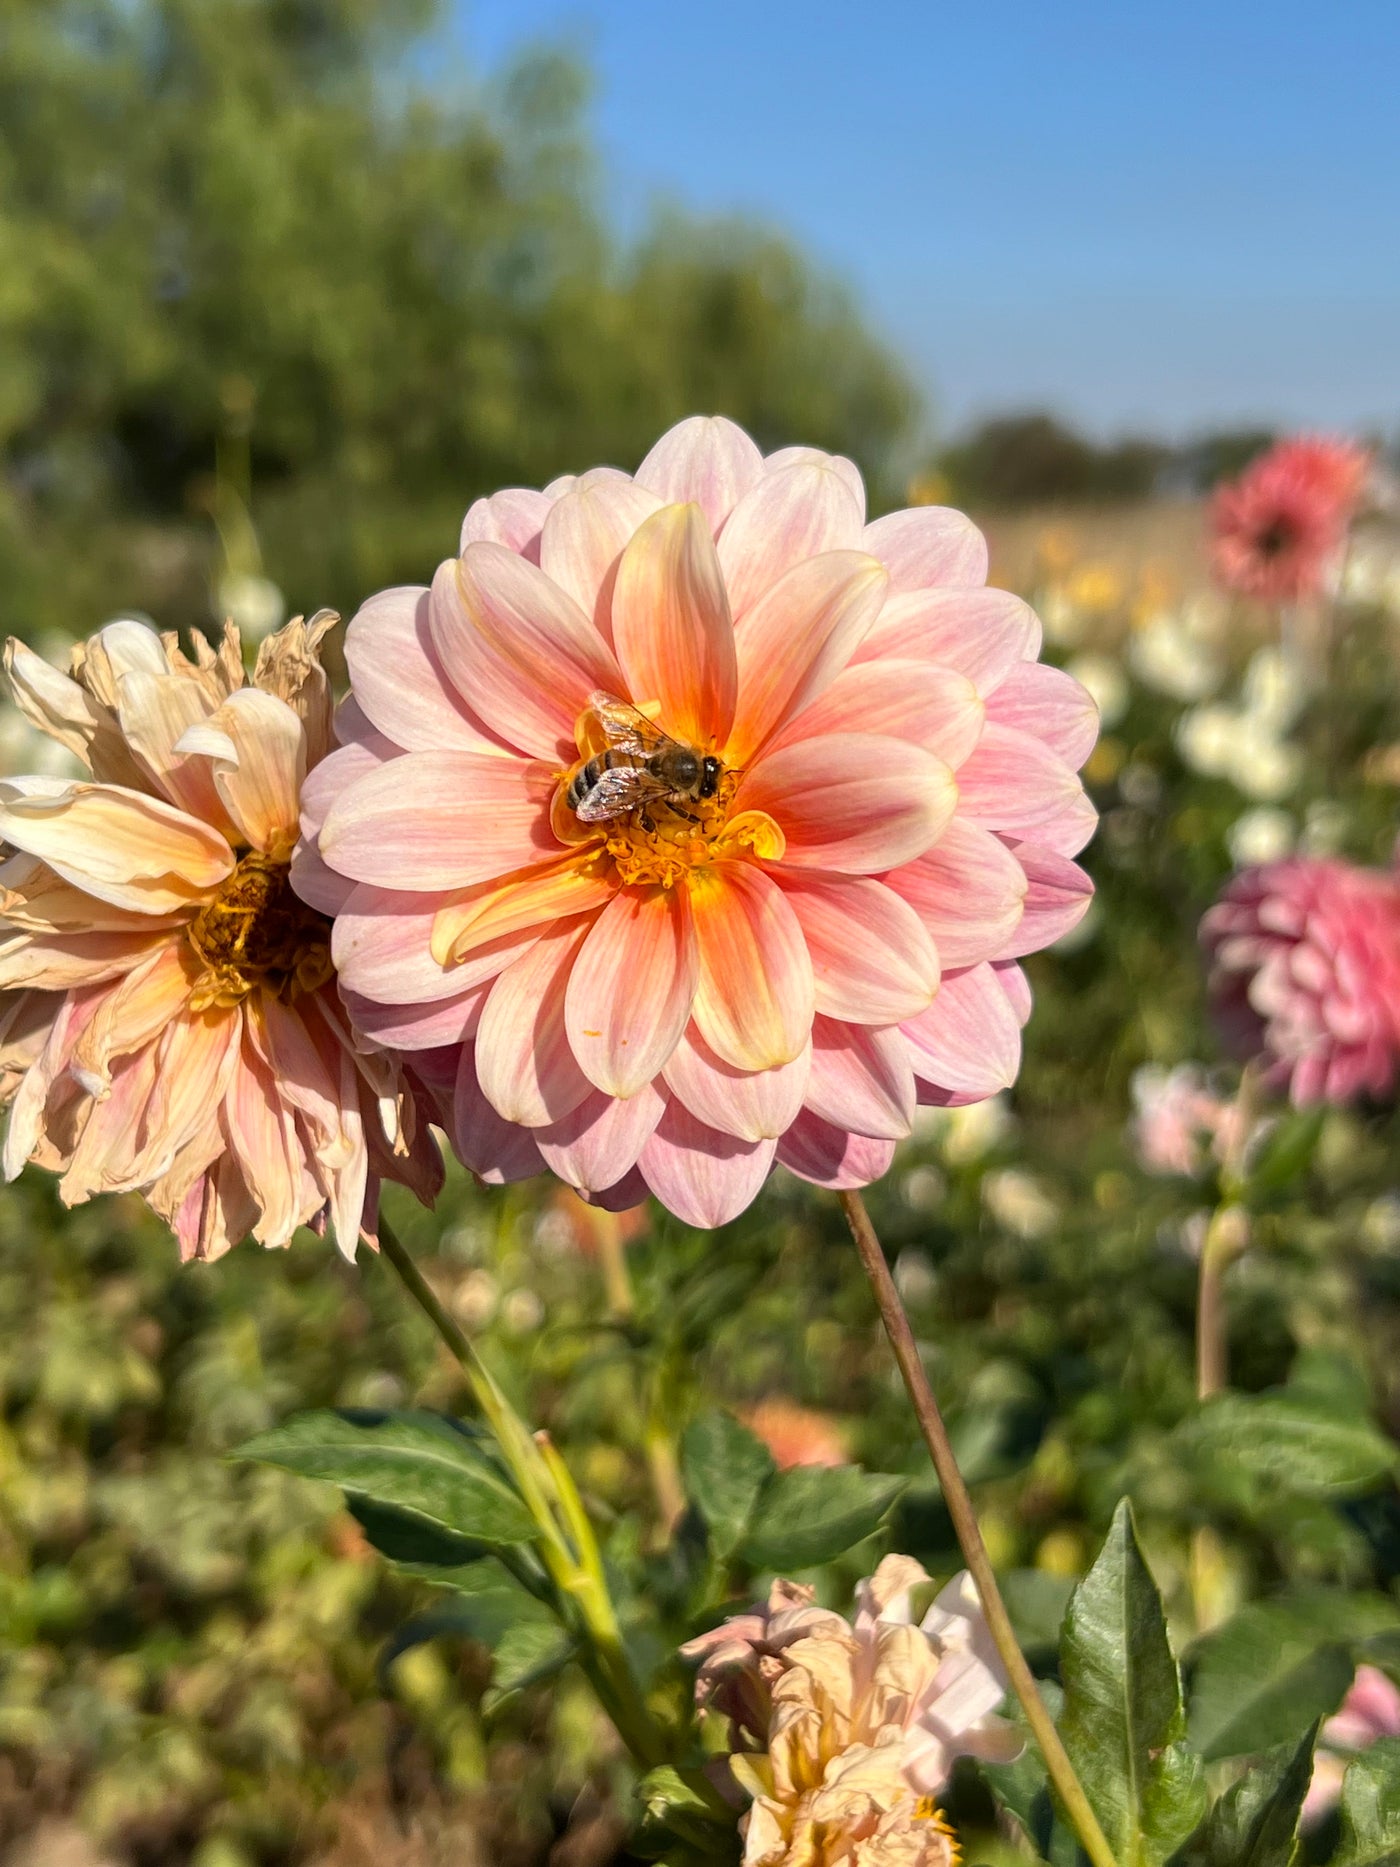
[933,414,1296,510]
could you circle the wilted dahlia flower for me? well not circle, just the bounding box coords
[683,1557,1018,1866]
[1211,435,1371,604]
[309,416,1096,1226]
[1201,856,1400,1106]
[0,616,441,1258]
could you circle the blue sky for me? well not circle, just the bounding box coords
[446,1,1398,442]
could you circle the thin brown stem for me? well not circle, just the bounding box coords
[838,1189,1118,1867]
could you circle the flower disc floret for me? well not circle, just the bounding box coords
[309,417,1098,1225]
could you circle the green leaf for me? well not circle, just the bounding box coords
[1181,1391,1397,1500]
[482,1619,576,1708]
[1188,1592,1400,1761]
[633,1766,742,1863]
[680,1411,775,1557]
[348,1496,489,1568]
[1335,1737,1400,1867]
[1242,1106,1325,1200]
[1198,1725,1317,1867]
[234,1409,536,1545]
[1060,1499,1206,1867]
[1001,1568,1076,1663]
[984,1681,1080,1867]
[740,1466,907,1571]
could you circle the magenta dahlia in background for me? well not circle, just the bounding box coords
[1210,435,1372,604]
[305,416,1097,1226]
[1201,856,1400,1107]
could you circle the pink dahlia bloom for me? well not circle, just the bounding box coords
[1129,1063,1250,1177]
[1304,1665,1400,1823]
[0,616,442,1259]
[1211,435,1372,604]
[683,1557,1018,1865]
[1201,857,1400,1106]
[308,416,1096,1226]
[743,1397,847,1469]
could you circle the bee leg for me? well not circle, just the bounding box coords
[672,806,703,826]
[640,809,656,833]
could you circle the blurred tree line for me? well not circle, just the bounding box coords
[0,0,919,641]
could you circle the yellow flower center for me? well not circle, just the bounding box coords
[186,850,333,1011]
[558,768,786,890]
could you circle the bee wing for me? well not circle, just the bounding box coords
[588,690,674,757]
[573,763,673,824]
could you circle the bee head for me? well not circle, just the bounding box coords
[699,755,722,799]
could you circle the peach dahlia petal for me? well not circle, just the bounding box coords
[309,415,1097,1225]
[0,615,442,1260]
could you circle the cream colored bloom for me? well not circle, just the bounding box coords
[684,1558,1019,1866]
[0,615,441,1259]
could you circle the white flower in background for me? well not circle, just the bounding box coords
[216,573,285,642]
[1341,540,1400,613]
[1129,601,1225,702]
[1300,800,1351,856]
[912,1094,1014,1163]
[1232,716,1304,801]
[1241,645,1309,735]
[1066,652,1128,729]
[982,1167,1059,1238]
[1039,587,1089,647]
[1227,807,1295,868]
[1176,704,1237,780]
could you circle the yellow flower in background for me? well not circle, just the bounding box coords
[0,615,441,1260]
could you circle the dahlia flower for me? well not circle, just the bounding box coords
[1211,436,1371,604]
[0,616,441,1259]
[1201,857,1400,1106]
[1303,1665,1400,1823]
[683,1556,1018,1866]
[309,416,1096,1225]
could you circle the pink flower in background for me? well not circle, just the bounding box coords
[308,416,1097,1227]
[1211,435,1371,604]
[683,1557,1018,1865]
[1304,1665,1400,1823]
[1130,1063,1250,1177]
[1201,856,1400,1107]
[0,617,441,1259]
[743,1397,847,1469]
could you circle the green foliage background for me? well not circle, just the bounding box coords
[5,4,1400,1865]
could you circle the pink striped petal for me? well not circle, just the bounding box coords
[954,723,1090,843]
[1027,789,1098,858]
[638,1101,776,1227]
[434,549,624,762]
[538,478,663,644]
[776,1112,896,1190]
[476,920,594,1127]
[770,660,984,769]
[611,504,737,747]
[332,884,536,1008]
[341,983,488,1050]
[300,736,394,839]
[739,734,956,874]
[986,661,1098,769]
[537,1082,666,1192]
[900,963,1022,1099]
[431,853,615,966]
[717,463,865,620]
[460,488,552,558]
[726,551,888,764]
[345,586,500,754]
[861,507,988,591]
[690,861,814,1071]
[633,416,764,534]
[663,1023,811,1141]
[804,1016,915,1140]
[763,447,866,523]
[774,870,939,1022]
[1001,841,1094,957]
[565,885,697,1096]
[995,959,1033,1026]
[318,750,555,890]
[853,588,1040,689]
[576,1167,650,1212]
[223,1025,302,1245]
[288,841,357,918]
[883,820,1028,969]
[452,1045,545,1183]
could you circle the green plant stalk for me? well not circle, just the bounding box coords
[837,1189,1119,1867]
[375,1217,669,1769]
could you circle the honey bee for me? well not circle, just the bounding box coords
[566,692,722,828]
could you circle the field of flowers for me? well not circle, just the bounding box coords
[3,423,1400,1867]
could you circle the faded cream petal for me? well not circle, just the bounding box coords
[0,778,233,914]
[175,688,307,857]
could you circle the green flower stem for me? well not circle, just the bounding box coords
[838,1189,1119,1867]
[375,1216,669,1770]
